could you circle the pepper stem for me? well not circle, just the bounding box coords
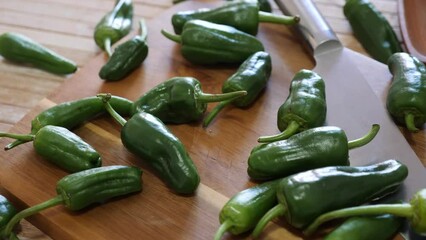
[405,113,419,132]
[347,124,380,150]
[0,132,35,150]
[1,195,64,239]
[4,140,29,151]
[161,29,182,44]
[104,38,113,57]
[139,19,148,41]
[252,204,286,238]
[258,11,300,25]
[196,91,247,104]
[96,93,127,127]
[202,99,233,128]
[303,203,413,236]
[257,121,300,143]
[214,219,233,240]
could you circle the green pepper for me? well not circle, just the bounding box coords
[94,0,133,56]
[248,124,380,181]
[386,52,426,132]
[258,69,326,143]
[343,0,402,63]
[99,94,200,194]
[214,179,279,240]
[161,20,265,65]
[99,19,149,81]
[5,95,133,150]
[131,77,247,124]
[252,159,408,237]
[172,0,298,35]
[0,32,77,75]
[0,195,17,231]
[0,125,101,173]
[0,165,142,239]
[203,51,272,127]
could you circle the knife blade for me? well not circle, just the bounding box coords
[275,0,426,238]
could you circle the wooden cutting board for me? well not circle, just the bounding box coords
[0,1,410,240]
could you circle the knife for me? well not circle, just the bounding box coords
[274,0,426,239]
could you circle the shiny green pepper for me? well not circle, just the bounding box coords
[161,20,265,65]
[0,195,17,231]
[0,32,77,74]
[386,53,426,132]
[258,69,326,143]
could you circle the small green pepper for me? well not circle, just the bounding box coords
[99,94,200,194]
[99,19,149,81]
[0,125,101,173]
[94,0,133,56]
[248,124,380,181]
[343,0,402,63]
[131,77,247,124]
[258,69,326,143]
[252,159,408,237]
[203,51,272,127]
[0,32,77,74]
[386,52,426,132]
[172,0,298,35]
[0,195,17,231]
[0,165,142,240]
[161,20,265,65]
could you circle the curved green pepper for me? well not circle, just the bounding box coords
[258,69,326,143]
[172,0,298,35]
[161,19,265,65]
[386,52,426,132]
[99,19,149,81]
[0,165,142,239]
[131,77,247,124]
[203,51,272,127]
[94,0,133,56]
[248,124,380,181]
[252,159,408,237]
[343,0,402,63]
[0,195,17,231]
[0,32,77,74]
[99,94,199,194]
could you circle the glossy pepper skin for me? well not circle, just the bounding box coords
[258,69,326,143]
[0,165,142,239]
[252,159,408,237]
[386,53,426,132]
[344,0,402,63]
[248,124,380,181]
[0,195,17,231]
[99,19,149,81]
[161,20,265,65]
[0,32,77,74]
[203,51,272,127]
[131,77,247,124]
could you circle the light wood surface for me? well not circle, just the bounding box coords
[0,0,419,239]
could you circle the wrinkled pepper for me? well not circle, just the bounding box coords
[131,77,247,124]
[172,0,298,35]
[0,125,101,173]
[252,159,408,237]
[203,51,271,127]
[387,52,426,132]
[0,165,142,240]
[94,0,133,56]
[99,94,200,194]
[99,19,149,81]
[0,32,77,75]
[343,0,402,63]
[248,124,380,181]
[161,20,265,65]
[258,69,326,143]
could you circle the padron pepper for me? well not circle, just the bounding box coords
[0,165,142,240]
[131,77,247,124]
[99,19,149,81]
[258,69,326,143]
[248,124,380,181]
[203,51,272,127]
[343,0,402,63]
[94,0,133,56]
[172,0,298,35]
[252,159,409,237]
[161,19,265,65]
[0,125,101,173]
[0,195,17,232]
[0,32,77,74]
[387,52,426,132]
[99,94,200,194]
